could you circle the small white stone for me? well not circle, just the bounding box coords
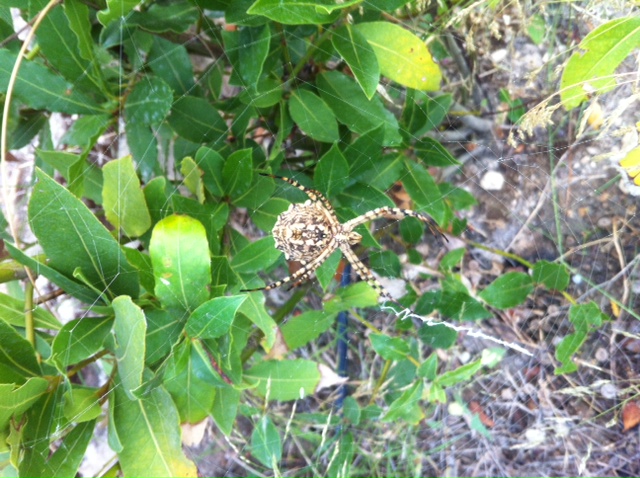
[491,49,508,63]
[525,428,546,445]
[600,383,618,399]
[480,170,505,191]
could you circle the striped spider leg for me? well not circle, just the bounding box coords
[243,175,446,301]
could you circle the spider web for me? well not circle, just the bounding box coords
[2,1,640,477]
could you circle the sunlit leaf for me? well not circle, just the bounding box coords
[113,376,197,477]
[561,17,640,110]
[355,22,441,91]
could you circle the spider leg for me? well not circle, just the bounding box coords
[242,238,338,292]
[260,173,335,215]
[339,244,397,304]
[343,207,447,242]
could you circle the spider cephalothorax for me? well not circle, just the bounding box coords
[247,174,446,303]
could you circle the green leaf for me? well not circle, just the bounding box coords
[250,197,290,231]
[382,381,424,424]
[342,397,360,425]
[5,243,101,304]
[326,431,355,477]
[180,157,205,204]
[0,318,41,382]
[421,323,449,353]
[528,13,546,45]
[439,183,478,210]
[233,171,276,210]
[324,282,379,313]
[403,92,453,135]
[289,89,339,143]
[163,340,217,423]
[63,0,94,62]
[35,150,83,194]
[226,0,269,26]
[414,137,460,167]
[97,0,139,26]
[440,248,465,271]
[125,121,159,181]
[439,290,491,321]
[317,71,401,146]
[438,277,491,321]
[555,302,608,374]
[126,1,199,33]
[30,417,95,478]
[338,182,394,214]
[102,156,152,237]
[347,125,385,178]
[197,146,225,198]
[211,386,240,436]
[37,6,104,96]
[370,333,410,360]
[436,359,483,386]
[314,143,349,197]
[239,77,283,107]
[186,295,246,339]
[315,250,342,291]
[169,96,227,144]
[145,309,183,365]
[149,215,211,315]
[569,301,607,328]
[355,22,441,91]
[237,25,271,85]
[231,236,281,274]
[113,378,197,477]
[560,17,640,110]
[51,317,112,369]
[238,292,277,351]
[332,25,379,99]
[125,76,173,125]
[18,390,57,476]
[417,353,438,379]
[113,296,146,400]
[0,50,105,115]
[63,386,102,423]
[11,111,48,150]
[251,416,282,469]
[531,260,570,291]
[148,36,195,95]
[223,149,254,199]
[369,250,401,278]
[61,114,111,150]
[478,272,533,309]
[0,292,61,330]
[399,216,424,244]
[211,255,240,289]
[247,0,360,24]
[28,169,139,299]
[0,378,49,430]
[402,160,446,224]
[280,310,338,351]
[246,359,321,401]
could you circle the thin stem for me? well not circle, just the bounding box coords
[24,282,35,352]
[369,359,392,406]
[1,0,62,246]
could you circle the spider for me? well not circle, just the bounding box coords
[244,174,447,303]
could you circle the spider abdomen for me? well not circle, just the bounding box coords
[273,201,334,262]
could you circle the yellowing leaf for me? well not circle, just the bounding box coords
[620,147,640,186]
[560,17,640,110]
[355,22,441,91]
